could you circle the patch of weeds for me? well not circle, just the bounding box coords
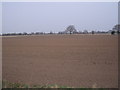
[21,84,29,88]
[13,83,21,88]
[32,84,70,88]
[2,80,29,88]
[32,85,39,88]
[59,85,70,88]
[4,80,108,89]
[78,89,108,90]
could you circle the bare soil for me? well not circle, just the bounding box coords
[2,35,118,88]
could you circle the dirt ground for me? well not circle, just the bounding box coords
[2,34,118,88]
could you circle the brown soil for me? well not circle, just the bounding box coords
[2,35,118,88]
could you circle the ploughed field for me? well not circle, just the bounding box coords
[2,35,118,88]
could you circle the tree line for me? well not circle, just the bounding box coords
[1,24,120,36]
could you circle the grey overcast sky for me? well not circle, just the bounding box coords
[2,2,118,33]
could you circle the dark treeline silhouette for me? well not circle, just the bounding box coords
[1,24,119,36]
[2,32,44,36]
[111,24,120,35]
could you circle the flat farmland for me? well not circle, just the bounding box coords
[2,35,118,88]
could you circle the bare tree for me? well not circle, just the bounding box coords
[64,25,77,34]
